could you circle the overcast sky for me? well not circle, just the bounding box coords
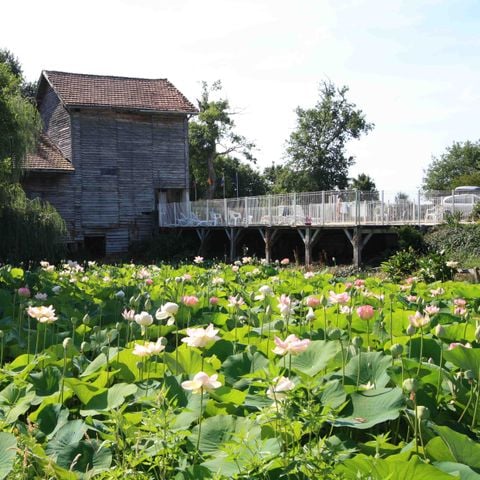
[2,0,480,196]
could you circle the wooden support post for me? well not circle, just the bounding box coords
[258,228,279,263]
[297,228,321,266]
[195,228,210,256]
[343,227,374,268]
[225,228,241,262]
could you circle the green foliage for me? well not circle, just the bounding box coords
[279,81,373,192]
[0,182,67,263]
[0,52,40,180]
[423,139,480,190]
[425,223,480,266]
[381,248,419,281]
[129,232,198,262]
[349,173,377,194]
[189,81,256,199]
[396,226,426,252]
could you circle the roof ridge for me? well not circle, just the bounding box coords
[44,70,169,82]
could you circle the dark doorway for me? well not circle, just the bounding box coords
[84,236,106,258]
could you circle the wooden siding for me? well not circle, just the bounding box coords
[22,173,76,239]
[73,110,188,254]
[38,85,72,160]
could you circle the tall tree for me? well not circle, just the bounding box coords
[423,140,480,191]
[0,49,40,180]
[282,81,373,192]
[349,173,377,191]
[189,81,255,199]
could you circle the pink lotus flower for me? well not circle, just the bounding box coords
[406,295,417,303]
[280,258,290,265]
[182,274,192,282]
[304,271,315,279]
[453,298,466,307]
[448,342,472,350]
[354,279,366,288]
[182,295,199,307]
[305,296,320,308]
[181,372,222,393]
[278,294,293,317]
[18,287,31,298]
[344,282,353,290]
[424,305,440,316]
[209,296,219,305]
[26,305,57,324]
[430,288,445,297]
[273,334,311,355]
[356,305,375,320]
[122,308,135,321]
[454,307,467,316]
[329,291,351,305]
[145,278,153,286]
[193,256,204,264]
[34,292,47,301]
[227,295,245,308]
[267,376,295,400]
[181,324,220,348]
[408,311,430,328]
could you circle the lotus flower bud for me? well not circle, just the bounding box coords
[71,317,78,326]
[144,298,152,311]
[82,314,90,325]
[0,330,4,339]
[328,328,341,340]
[465,370,475,381]
[406,324,416,336]
[475,326,480,342]
[402,378,419,393]
[390,343,403,358]
[63,337,72,349]
[136,361,144,370]
[93,325,100,333]
[100,346,109,356]
[115,322,121,330]
[80,341,90,353]
[352,336,363,348]
[434,324,445,338]
[320,295,328,307]
[415,405,429,420]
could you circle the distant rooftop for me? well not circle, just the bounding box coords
[41,70,198,114]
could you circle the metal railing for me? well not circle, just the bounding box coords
[159,189,474,228]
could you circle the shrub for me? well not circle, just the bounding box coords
[380,247,418,281]
[396,225,426,252]
[0,183,66,263]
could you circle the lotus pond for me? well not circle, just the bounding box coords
[0,259,480,479]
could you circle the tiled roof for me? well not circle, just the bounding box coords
[24,134,75,172]
[43,70,198,114]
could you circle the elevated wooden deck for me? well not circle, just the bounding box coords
[158,189,467,266]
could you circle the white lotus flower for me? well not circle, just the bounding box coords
[267,376,295,400]
[181,372,222,393]
[155,302,179,326]
[181,324,220,348]
[26,305,58,324]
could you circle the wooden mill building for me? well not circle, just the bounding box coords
[23,70,197,255]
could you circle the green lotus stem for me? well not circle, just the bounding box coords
[458,381,475,423]
[196,389,205,458]
[413,397,419,456]
[436,342,443,402]
[366,319,370,350]
[35,324,41,357]
[27,314,31,359]
[356,350,361,388]
[340,338,345,385]
[0,332,4,365]
[175,328,179,375]
[471,373,480,429]
[323,307,328,340]
[389,300,394,346]
[60,347,67,404]
[416,327,424,377]
[43,324,47,352]
[233,311,238,355]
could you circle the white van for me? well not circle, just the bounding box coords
[442,186,480,215]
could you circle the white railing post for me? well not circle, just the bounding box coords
[322,190,326,225]
[245,196,248,226]
[173,202,177,226]
[417,190,421,226]
[355,190,358,225]
[381,190,385,225]
[224,198,227,226]
[206,199,209,224]
[293,192,297,225]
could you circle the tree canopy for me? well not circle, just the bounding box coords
[423,140,480,191]
[0,48,40,180]
[278,81,373,192]
[189,81,256,199]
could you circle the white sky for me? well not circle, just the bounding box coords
[2,0,480,196]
